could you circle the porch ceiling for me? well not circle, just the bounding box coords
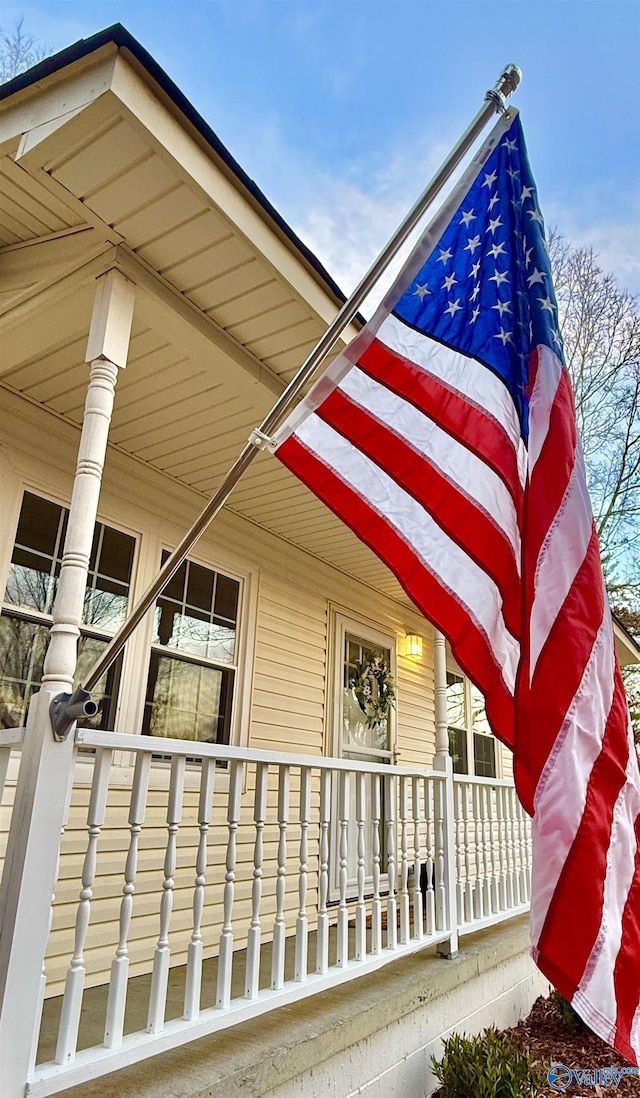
[0,37,415,609]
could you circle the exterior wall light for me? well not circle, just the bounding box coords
[405,634,423,659]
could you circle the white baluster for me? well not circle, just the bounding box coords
[271,765,290,990]
[355,770,367,961]
[461,782,474,923]
[497,787,508,910]
[399,777,410,944]
[56,748,112,1064]
[184,758,216,1020]
[370,773,382,955]
[488,786,499,912]
[316,769,331,974]
[336,770,350,967]
[473,783,485,918]
[411,777,423,940]
[481,786,492,915]
[295,767,311,982]
[423,777,435,935]
[505,787,516,908]
[454,783,464,928]
[312,769,329,976]
[434,777,446,932]
[216,759,243,1009]
[245,762,268,998]
[385,774,397,950]
[104,752,151,1047]
[147,755,185,1033]
[517,796,528,903]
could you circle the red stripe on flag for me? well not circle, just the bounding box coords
[535,667,630,997]
[359,338,523,511]
[516,528,604,814]
[613,813,640,1065]
[277,434,515,747]
[317,388,521,639]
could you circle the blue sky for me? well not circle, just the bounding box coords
[4,0,640,301]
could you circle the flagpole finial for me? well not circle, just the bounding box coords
[485,63,522,114]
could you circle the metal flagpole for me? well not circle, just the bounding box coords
[51,62,521,736]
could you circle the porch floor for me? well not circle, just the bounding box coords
[37,914,540,1098]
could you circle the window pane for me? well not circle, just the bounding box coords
[469,684,491,734]
[15,493,63,558]
[446,672,465,729]
[83,582,129,632]
[74,636,123,731]
[214,574,239,623]
[473,732,496,778]
[98,525,135,584]
[0,615,49,727]
[0,615,119,730]
[161,557,187,603]
[5,550,55,613]
[448,726,468,774]
[142,653,233,743]
[186,562,214,613]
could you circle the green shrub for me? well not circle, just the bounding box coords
[551,989,586,1030]
[431,1027,543,1098]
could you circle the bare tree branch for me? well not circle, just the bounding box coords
[0,18,48,84]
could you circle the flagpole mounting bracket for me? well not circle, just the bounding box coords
[485,63,522,114]
[249,427,278,453]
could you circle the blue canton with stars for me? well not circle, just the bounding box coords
[393,115,563,443]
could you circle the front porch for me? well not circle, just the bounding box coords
[1,727,532,1097]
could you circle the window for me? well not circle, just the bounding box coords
[331,614,397,897]
[0,492,135,729]
[446,670,497,777]
[142,553,239,743]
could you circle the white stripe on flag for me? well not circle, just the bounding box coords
[530,612,615,948]
[529,454,595,679]
[338,367,522,558]
[377,313,526,472]
[528,345,563,474]
[295,413,520,691]
[576,727,640,1033]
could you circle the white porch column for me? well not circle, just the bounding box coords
[433,627,450,758]
[432,628,458,956]
[0,270,134,1098]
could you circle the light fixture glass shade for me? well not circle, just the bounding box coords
[405,634,423,659]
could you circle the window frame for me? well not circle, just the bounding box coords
[446,666,500,779]
[141,545,251,750]
[0,488,138,732]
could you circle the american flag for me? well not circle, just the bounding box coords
[273,110,640,1062]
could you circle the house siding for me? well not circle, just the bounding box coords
[0,396,440,994]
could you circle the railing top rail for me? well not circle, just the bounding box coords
[75,728,445,779]
[453,773,519,789]
[0,728,25,749]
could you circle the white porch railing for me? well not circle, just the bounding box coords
[0,729,531,1098]
[453,775,531,933]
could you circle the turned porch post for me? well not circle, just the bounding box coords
[0,270,135,1097]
